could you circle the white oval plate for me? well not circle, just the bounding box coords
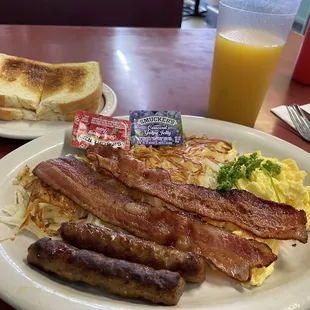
[0,83,117,140]
[0,116,309,310]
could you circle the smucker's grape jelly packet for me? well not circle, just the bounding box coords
[130,110,184,146]
[71,111,131,150]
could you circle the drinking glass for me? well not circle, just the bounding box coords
[207,0,302,127]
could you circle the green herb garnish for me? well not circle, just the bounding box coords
[261,160,281,176]
[261,160,282,203]
[217,152,282,202]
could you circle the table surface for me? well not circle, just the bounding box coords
[0,25,309,310]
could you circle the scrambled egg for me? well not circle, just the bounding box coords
[237,151,310,228]
[233,151,310,286]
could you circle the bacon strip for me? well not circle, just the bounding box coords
[86,145,308,243]
[33,156,276,282]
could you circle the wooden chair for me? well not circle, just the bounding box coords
[0,0,183,28]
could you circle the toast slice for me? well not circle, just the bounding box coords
[0,54,49,110]
[0,106,37,121]
[0,97,103,121]
[37,96,103,121]
[37,61,102,116]
[0,54,103,120]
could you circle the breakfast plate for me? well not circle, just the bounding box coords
[0,115,310,310]
[0,83,117,140]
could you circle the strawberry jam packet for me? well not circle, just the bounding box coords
[71,111,131,150]
[130,110,184,146]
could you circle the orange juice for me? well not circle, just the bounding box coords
[208,29,285,126]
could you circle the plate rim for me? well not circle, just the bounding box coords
[0,115,310,310]
[0,83,117,140]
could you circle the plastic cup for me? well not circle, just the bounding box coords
[207,0,302,127]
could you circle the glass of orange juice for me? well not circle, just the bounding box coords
[208,0,302,127]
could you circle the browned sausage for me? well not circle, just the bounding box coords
[27,238,185,306]
[60,221,207,283]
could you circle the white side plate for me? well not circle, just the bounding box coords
[0,83,117,140]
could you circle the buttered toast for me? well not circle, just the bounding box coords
[0,54,103,121]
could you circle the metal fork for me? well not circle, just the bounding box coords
[286,104,310,142]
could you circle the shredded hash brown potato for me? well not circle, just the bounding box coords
[0,165,109,239]
[130,135,238,188]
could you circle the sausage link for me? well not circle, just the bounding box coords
[60,221,207,283]
[27,238,185,306]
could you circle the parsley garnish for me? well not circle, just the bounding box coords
[261,160,281,176]
[217,152,282,202]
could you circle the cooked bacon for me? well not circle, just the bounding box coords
[33,156,276,282]
[86,145,308,243]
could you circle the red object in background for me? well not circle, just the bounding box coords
[293,23,310,85]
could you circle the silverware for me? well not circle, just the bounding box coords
[286,104,310,142]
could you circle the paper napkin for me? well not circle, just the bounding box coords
[271,103,310,129]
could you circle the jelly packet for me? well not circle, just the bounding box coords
[71,111,131,150]
[130,110,184,146]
